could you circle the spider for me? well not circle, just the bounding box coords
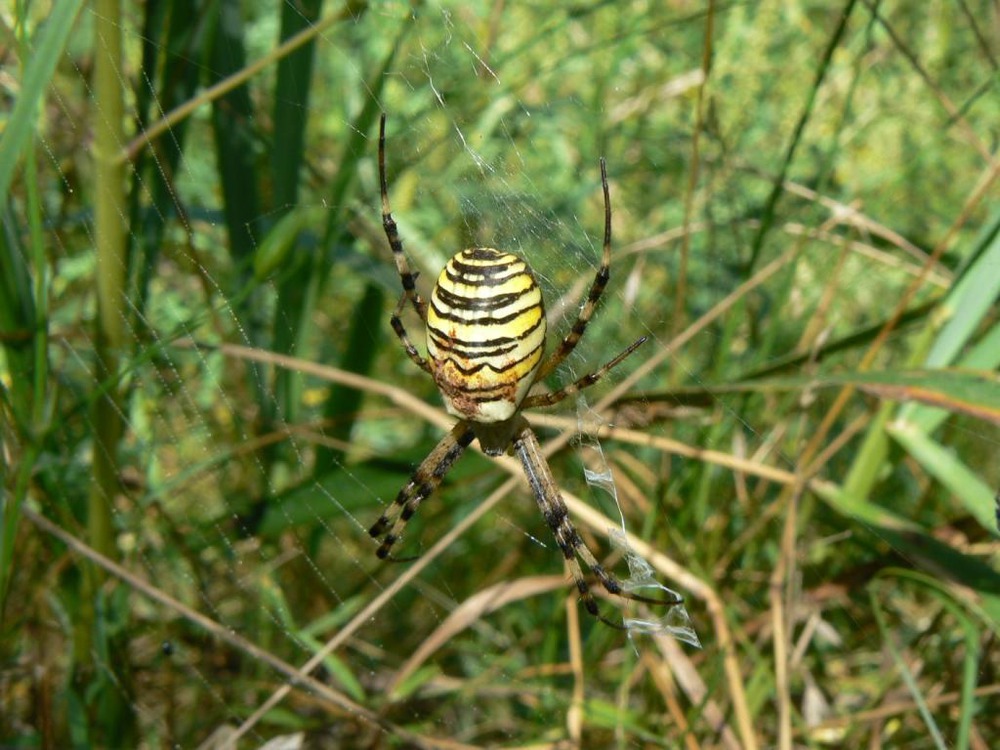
[369,114,682,626]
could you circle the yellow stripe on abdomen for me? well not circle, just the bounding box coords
[427,247,547,423]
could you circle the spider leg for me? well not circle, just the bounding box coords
[369,421,475,559]
[391,291,433,374]
[379,113,427,321]
[522,335,646,410]
[512,422,681,628]
[536,158,613,380]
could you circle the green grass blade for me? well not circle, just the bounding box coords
[921,209,1000,369]
[127,0,203,313]
[315,283,385,470]
[272,0,322,208]
[0,211,36,417]
[887,423,997,535]
[698,369,1000,426]
[272,19,403,421]
[0,0,85,205]
[745,0,860,271]
[870,585,948,750]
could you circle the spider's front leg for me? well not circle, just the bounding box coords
[536,157,614,380]
[369,421,475,559]
[379,114,426,321]
[522,335,647,410]
[390,291,433,374]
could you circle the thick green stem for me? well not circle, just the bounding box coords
[81,0,125,659]
[90,0,126,565]
[77,2,137,740]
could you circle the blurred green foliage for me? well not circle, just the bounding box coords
[1,0,998,747]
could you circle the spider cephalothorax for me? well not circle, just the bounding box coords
[369,114,681,625]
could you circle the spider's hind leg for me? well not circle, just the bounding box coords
[512,422,681,627]
[368,421,475,559]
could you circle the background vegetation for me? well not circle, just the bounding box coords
[2,0,998,747]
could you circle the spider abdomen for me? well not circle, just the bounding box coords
[426,247,547,423]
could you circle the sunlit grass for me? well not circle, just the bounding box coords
[1,1,998,747]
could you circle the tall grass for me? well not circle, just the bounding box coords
[1,1,997,747]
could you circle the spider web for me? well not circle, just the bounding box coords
[574,396,700,647]
[5,0,1000,747]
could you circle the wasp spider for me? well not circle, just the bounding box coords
[369,115,681,626]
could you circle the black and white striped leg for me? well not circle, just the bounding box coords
[523,336,646,410]
[512,421,681,628]
[379,113,426,321]
[390,292,433,374]
[537,158,614,379]
[369,421,476,560]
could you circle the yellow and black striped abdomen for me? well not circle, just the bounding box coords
[427,247,547,423]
